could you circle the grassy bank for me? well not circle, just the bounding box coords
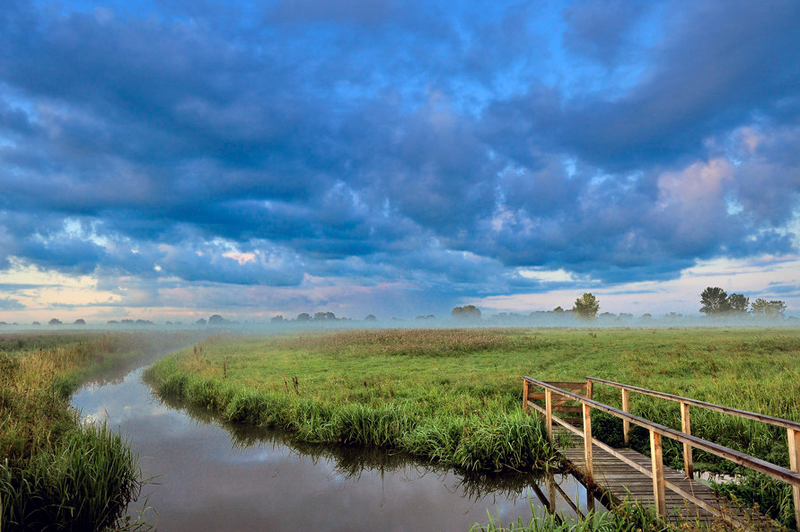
[0,331,196,531]
[144,327,800,529]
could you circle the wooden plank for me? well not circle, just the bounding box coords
[650,430,666,517]
[545,388,553,443]
[621,388,630,445]
[583,403,593,485]
[789,428,800,530]
[681,401,693,478]
[522,379,529,412]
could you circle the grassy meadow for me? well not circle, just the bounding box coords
[144,327,800,529]
[0,331,196,531]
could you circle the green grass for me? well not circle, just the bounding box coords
[0,331,196,531]
[143,327,800,529]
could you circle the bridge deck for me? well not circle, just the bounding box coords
[555,429,783,530]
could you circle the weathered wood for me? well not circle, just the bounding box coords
[680,401,693,478]
[522,379,529,412]
[545,388,553,443]
[586,376,800,432]
[650,430,666,516]
[524,376,793,530]
[583,402,593,485]
[621,388,630,445]
[523,376,800,488]
[789,428,800,530]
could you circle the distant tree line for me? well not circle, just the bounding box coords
[700,287,786,318]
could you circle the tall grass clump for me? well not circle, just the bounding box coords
[0,424,141,530]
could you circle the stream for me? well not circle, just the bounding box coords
[71,361,607,531]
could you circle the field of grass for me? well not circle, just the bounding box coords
[0,331,196,531]
[144,327,800,529]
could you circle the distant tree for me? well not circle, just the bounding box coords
[415,315,427,321]
[74,319,86,325]
[196,318,207,326]
[271,315,285,323]
[728,294,749,315]
[640,313,652,321]
[32,321,41,326]
[107,320,119,324]
[700,287,730,315]
[451,305,481,321]
[364,314,377,322]
[296,313,311,322]
[751,298,786,318]
[553,306,564,313]
[136,319,154,326]
[617,313,633,322]
[208,314,228,325]
[573,293,600,320]
[426,315,435,320]
[313,311,336,321]
[49,318,62,326]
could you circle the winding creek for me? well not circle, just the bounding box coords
[71,357,607,531]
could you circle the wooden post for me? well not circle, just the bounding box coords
[788,428,800,530]
[545,388,553,443]
[523,379,529,412]
[650,429,666,517]
[585,379,593,401]
[680,401,693,478]
[621,388,630,445]
[583,402,594,484]
[548,476,557,515]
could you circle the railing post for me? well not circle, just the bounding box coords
[545,388,553,443]
[583,402,594,484]
[621,388,630,445]
[523,379,529,412]
[788,428,800,530]
[585,379,593,401]
[680,401,693,478]
[649,429,666,516]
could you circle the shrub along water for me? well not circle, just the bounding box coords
[144,327,800,530]
[0,331,195,531]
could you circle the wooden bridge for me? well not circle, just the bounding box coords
[522,376,800,530]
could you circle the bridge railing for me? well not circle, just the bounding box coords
[522,376,800,529]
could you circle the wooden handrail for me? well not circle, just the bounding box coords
[523,376,800,487]
[585,376,800,432]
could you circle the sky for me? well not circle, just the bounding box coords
[1,0,799,324]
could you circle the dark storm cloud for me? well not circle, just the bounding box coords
[562,0,653,67]
[0,0,798,311]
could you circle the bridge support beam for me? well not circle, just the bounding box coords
[650,429,666,517]
[583,402,593,485]
[789,428,800,530]
[681,401,693,478]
